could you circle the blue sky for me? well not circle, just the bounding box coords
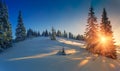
[4,0,120,44]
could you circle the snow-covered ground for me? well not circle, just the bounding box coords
[0,37,120,71]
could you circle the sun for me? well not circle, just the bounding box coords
[100,36,107,44]
[101,37,106,43]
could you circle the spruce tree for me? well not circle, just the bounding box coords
[99,8,117,59]
[5,23,12,47]
[63,30,68,38]
[0,22,4,48]
[49,32,51,36]
[27,28,33,38]
[85,6,98,52]
[56,30,62,37]
[37,31,40,36]
[41,31,45,36]
[15,11,26,42]
[0,1,12,48]
[69,32,73,39]
[45,29,49,37]
[50,27,56,40]
[76,34,84,40]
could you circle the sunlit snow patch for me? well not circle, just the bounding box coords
[58,38,85,48]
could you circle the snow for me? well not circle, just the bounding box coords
[0,37,120,71]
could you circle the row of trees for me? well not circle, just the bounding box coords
[14,10,84,42]
[27,29,40,38]
[14,11,84,42]
[85,7,117,59]
[49,27,84,41]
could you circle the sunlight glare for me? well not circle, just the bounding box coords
[100,36,107,44]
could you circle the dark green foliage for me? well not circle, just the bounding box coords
[56,30,62,37]
[27,28,40,38]
[0,1,12,49]
[63,30,68,38]
[50,27,56,40]
[15,11,26,42]
[76,34,84,40]
[69,32,74,39]
[42,31,45,36]
[44,30,49,37]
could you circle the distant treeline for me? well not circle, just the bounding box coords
[26,27,85,41]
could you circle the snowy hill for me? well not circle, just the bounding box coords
[0,37,120,71]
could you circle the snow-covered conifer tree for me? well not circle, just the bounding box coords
[15,11,26,42]
[50,27,56,40]
[85,6,98,52]
[99,8,117,59]
[63,30,68,38]
[56,30,62,37]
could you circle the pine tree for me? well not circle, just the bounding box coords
[27,29,41,38]
[63,30,68,38]
[45,29,49,37]
[85,6,98,52]
[56,30,62,37]
[15,11,26,42]
[27,28,33,38]
[42,31,45,36]
[99,8,117,59]
[33,31,37,37]
[0,22,4,48]
[69,32,73,39]
[0,1,12,48]
[76,34,84,40]
[5,23,12,47]
[49,32,51,36]
[37,31,40,36]
[50,27,56,40]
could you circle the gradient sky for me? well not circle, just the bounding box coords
[4,0,120,44]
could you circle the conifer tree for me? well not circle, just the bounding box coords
[41,31,45,36]
[27,28,33,38]
[37,31,40,36]
[50,27,56,40]
[45,29,49,37]
[0,1,13,48]
[15,11,26,42]
[63,30,68,38]
[85,6,98,52]
[99,8,117,59]
[69,32,73,39]
[0,22,4,48]
[49,32,51,36]
[5,23,12,47]
[56,30,62,37]
[76,34,84,40]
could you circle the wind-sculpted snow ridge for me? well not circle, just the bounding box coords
[0,37,120,71]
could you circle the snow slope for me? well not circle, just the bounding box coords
[0,37,120,71]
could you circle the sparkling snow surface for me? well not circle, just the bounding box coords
[0,37,120,71]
